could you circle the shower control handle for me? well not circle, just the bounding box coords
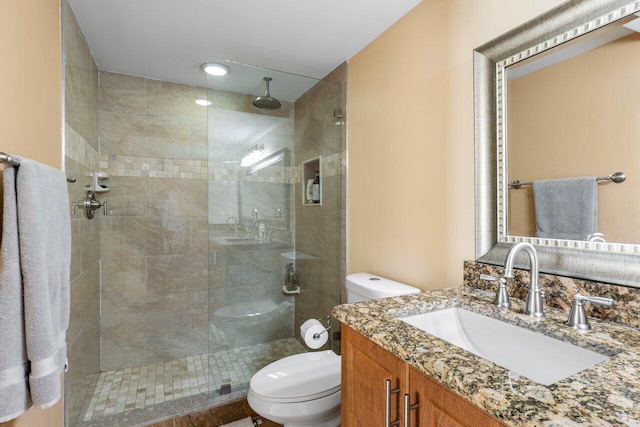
[72,191,108,219]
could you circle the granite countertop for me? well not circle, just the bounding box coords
[332,286,640,426]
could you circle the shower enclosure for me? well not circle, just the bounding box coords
[204,61,344,400]
[62,3,344,424]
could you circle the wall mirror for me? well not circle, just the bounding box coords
[474,0,640,287]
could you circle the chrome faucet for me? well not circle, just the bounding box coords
[480,242,544,316]
[504,242,545,318]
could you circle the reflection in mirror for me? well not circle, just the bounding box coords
[504,14,640,244]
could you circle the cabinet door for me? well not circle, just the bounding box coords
[342,326,408,427]
[407,367,506,427]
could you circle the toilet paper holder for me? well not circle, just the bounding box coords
[313,316,332,340]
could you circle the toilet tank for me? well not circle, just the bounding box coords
[345,272,420,303]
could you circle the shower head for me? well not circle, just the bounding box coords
[253,77,282,110]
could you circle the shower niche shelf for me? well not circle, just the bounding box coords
[302,156,322,206]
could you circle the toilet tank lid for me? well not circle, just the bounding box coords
[250,350,340,401]
[346,272,420,299]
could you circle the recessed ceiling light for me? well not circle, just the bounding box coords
[200,62,230,76]
[195,99,212,106]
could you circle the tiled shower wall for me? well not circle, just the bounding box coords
[63,10,346,409]
[63,0,101,423]
[293,63,346,353]
[98,72,210,371]
[97,71,298,370]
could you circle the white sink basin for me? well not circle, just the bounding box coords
[400,308,610,385]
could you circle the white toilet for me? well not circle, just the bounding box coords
[248,272,420,427]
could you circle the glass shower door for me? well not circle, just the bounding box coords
[205,59,343,398]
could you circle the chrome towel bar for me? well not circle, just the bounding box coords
[0,152,76,183]
[509,171,626,189]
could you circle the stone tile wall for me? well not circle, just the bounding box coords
[98,70,299,370]
[293,63,345,353]
[63,1,101,424]
[98,71,210,370]
[69,59,344,375]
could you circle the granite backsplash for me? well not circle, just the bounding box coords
[464,261,640,329]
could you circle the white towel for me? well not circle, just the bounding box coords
[219,417,255,427]
[16,158,71,409]
[0,158,71,421]
[0,167,32,422]
[533,176,598,241]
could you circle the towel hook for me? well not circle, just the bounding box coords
[72,191,107,219]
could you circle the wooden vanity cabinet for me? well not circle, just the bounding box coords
[342,326,507,427]
[342,324,409,426]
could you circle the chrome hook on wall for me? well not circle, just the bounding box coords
[313,316,333,340]
[72,190,107,219]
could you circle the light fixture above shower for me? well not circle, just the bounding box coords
[253,77,281,110]
[241,144,264,167]
[246,149,287,175]
[200,62,230,76]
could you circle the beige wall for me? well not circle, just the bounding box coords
[0,1,63,427]
[0,0,62,169]
[347,0,565,290]
[508,33,640,243]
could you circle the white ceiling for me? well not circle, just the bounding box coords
[68,0,422,101]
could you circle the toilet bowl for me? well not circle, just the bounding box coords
[248,351,341,427]
[248,273,420,426]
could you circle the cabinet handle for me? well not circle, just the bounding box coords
[385,379,400,427]
[403,394,420,427]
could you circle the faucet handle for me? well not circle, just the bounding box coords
[566,294,614,331]
[480,274,511,310]
[574,294,614,307]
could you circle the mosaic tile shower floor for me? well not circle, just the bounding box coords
[82,338,305,422]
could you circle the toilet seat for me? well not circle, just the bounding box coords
[251,384,341,404]
[249,350,341,403]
